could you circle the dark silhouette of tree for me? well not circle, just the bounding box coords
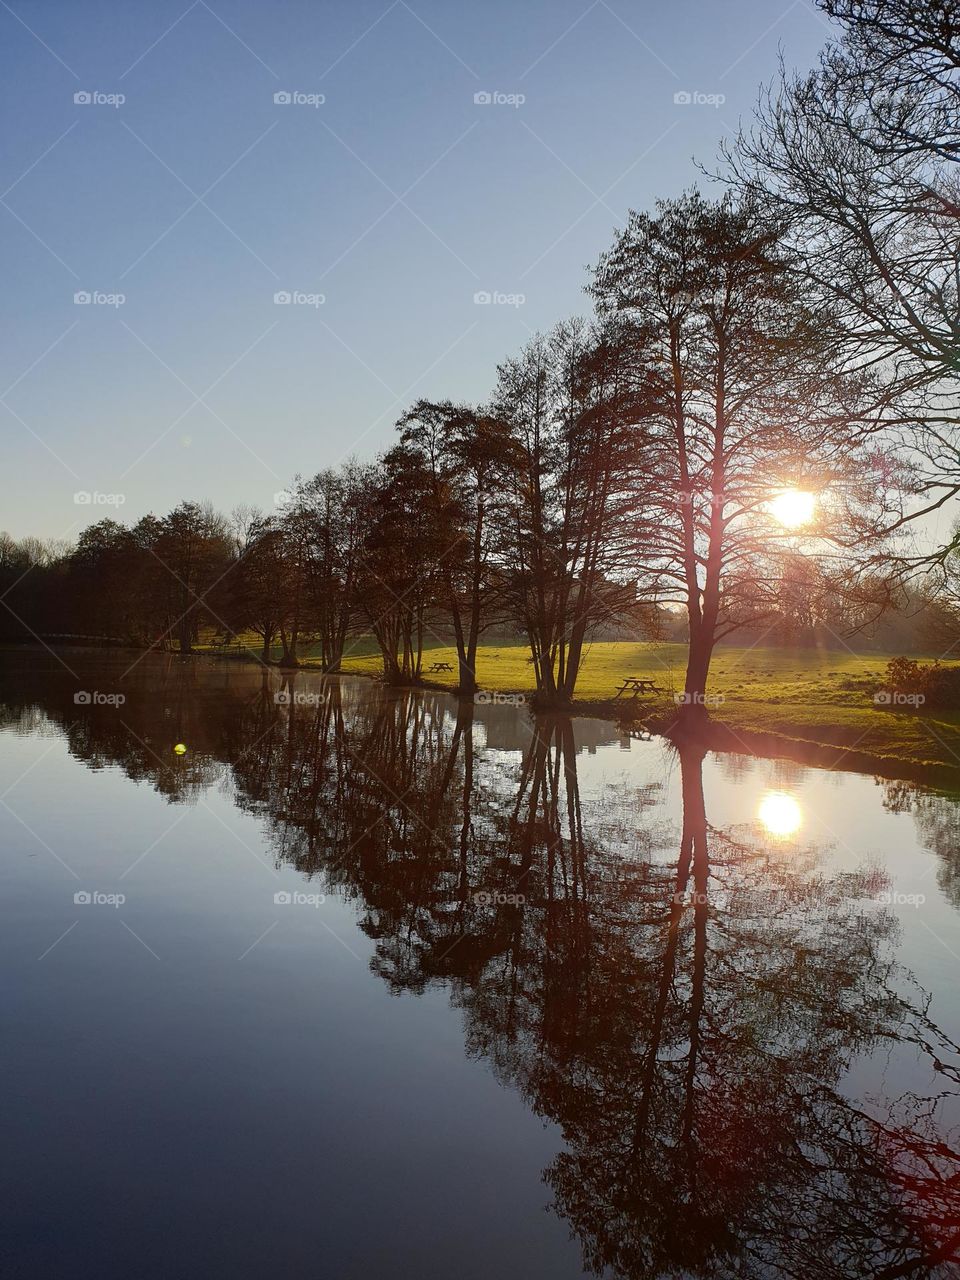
[494,318,656,707]
[592,191,896,720]
[224,518,284,661]
[355,449,439,683]
[301,466,365,673]
[153,501,233,655]
[397,399,515,695]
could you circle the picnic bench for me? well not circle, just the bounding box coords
[426,661,454,674]
[614,676,661,698]
[623,726,654,742]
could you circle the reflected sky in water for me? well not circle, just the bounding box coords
[1,651,959,1280]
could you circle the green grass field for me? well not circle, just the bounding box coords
[198,635,960,773]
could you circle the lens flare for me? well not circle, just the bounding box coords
[758,791,802,838]
[769,489,816,529]
[173,743,187,756]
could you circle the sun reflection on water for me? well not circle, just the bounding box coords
[758,791,803,838]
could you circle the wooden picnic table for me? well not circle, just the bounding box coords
[426,661,454,673]
[615,676,660,698]
[623,726,654,742]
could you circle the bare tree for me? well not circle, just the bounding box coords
[592,191,894,719]
[397,399,514,696]
[302,465,366,673]
[154,501,232,654]
[356,450,438,683]
[494,318,654,707]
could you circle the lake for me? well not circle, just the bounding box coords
[2,649,959,1279]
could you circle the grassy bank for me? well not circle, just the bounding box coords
[199,636,960,778]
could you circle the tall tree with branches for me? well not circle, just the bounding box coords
[592,191,894,719]
[397,399,514,696]
[494,318,654,707]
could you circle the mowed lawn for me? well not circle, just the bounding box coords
[201,635,960,772]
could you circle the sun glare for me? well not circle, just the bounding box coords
[769,488,816,529]
[758,792,802,838]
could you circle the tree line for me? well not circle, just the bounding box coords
[2,0,958,716]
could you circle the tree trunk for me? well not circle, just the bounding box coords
[680,629,713,725]
[457,652,477,697]
[279,627,299,668]
[177,609,192,655]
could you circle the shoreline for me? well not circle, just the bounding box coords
[7,642,959,792]
[229,649,960,791]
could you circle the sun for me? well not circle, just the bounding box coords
[769,488,816,529]
[758,791,802,838]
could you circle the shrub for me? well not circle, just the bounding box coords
[885,656,923,693]
[881,657,960,710]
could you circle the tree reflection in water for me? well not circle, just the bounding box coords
[883,780,960,914]
[5,656,960,1279]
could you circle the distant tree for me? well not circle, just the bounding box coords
[127,514,170,646]
[228,504,264,556]
[69,519,143,640]
[271,481,319,668]
[226,518,285,661]
[154,501,232,654]
[356,449,438,683]
[0,531,71,642]
[397,399,514,695]
[494,318,654,707]
[301,465,366,672]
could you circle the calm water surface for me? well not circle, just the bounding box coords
[2,650,960,1279]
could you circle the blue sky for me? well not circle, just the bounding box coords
[1,0,834,539]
